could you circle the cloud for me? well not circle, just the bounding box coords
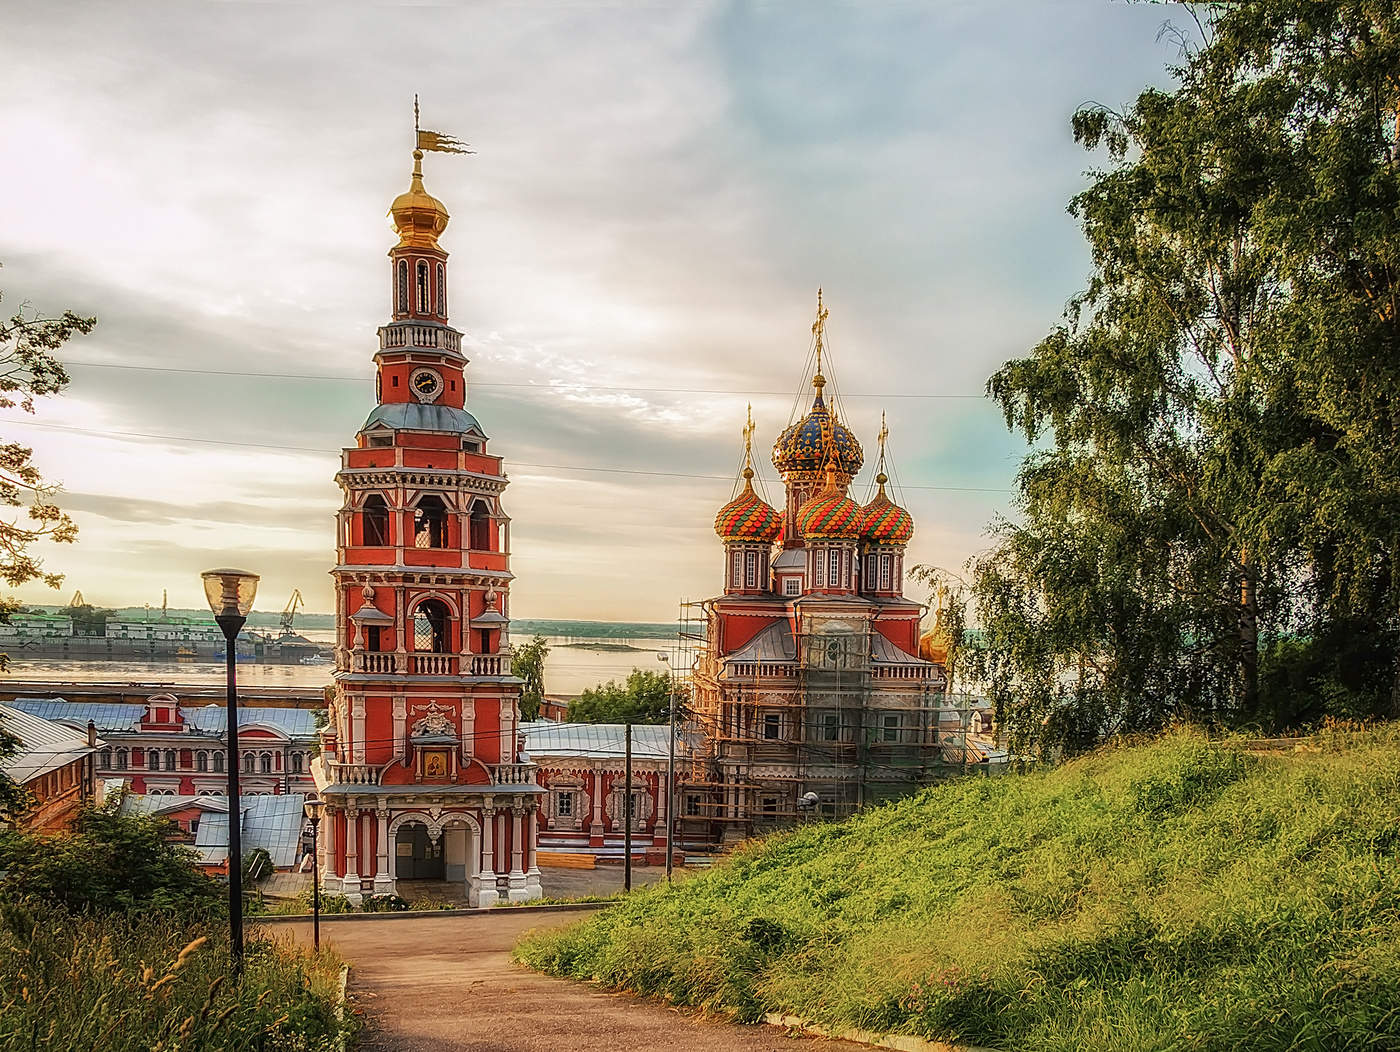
[0,1,1177,620]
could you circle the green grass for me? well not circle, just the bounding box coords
[0,898,350,1051]
[515,725,1400,1051]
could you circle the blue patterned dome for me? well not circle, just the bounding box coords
[772,391,863,476]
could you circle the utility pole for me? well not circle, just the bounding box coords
[623,721,633,893]
[658,651,676,884]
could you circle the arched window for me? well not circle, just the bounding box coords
[414,495,448,549]
[436,263,446,317]
[416,260,430,314]
[196,751,208,772]
[363,494,390,546]
[291,752,304,774]
[412,598,451,653]
[243,753,255,774]
[164,749,176,772]
[213,752,224,773]
[260,752,273,774]
[100,748,112,768]
[468,500,491,551]
[396,259,409,313]
[115,748,128,770]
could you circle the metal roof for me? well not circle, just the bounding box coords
[0,703,98,784]
[361,402,487,437]
[870,632,928,665]
[7,698,318,742]
[725,620,797,663]
[195,793,306,869]
[521,721,672,762]
[121,793,229,816]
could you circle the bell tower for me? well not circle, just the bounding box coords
[314,115,543,906]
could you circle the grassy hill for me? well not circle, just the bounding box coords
[517,726,1400,1051]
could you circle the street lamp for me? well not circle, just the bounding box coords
[202,567,259,978]
[657,651,675,884]
[303,794,324,952]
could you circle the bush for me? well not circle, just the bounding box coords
[361,894,409,913]
[0,804,219,913]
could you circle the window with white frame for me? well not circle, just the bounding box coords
[762,712,781,740]
[813,551,826,588]
[784,577,801,597]
[879,553,893,591]
[829,549,841,588]
[745,550,757,588]
[732,550,743,588]
[882,713,900,742]
[416,260,431,313]
[396,259,409,313]
[822,712,840,741]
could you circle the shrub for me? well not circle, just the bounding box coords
[361,894,410,913]
[0,804,219,913]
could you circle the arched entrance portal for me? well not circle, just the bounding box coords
[389,813,483,904]
[395,823,444,880]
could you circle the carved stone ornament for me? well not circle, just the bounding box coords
[361,583,376,602]
[606,783,654,830]
[410,700,455,737]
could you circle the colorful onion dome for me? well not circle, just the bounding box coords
[772,386,864,476]
[390,150,450,249]
[797,471,863,541]
[860,473,914,545]
[714,469,783,542]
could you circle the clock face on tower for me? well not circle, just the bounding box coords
[410,368,444,403]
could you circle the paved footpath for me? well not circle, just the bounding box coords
[266,910,867,1052]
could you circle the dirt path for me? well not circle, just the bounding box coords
[266,910,866,1052]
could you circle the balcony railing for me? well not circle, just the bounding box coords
[408,653,457,676]
[353,651,402,674]
[379,324,462,354]
[469,653,508,676]
[325,762,381,786]
[490,762,538,785]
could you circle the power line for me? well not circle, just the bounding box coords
[2,418,1013,494]
[64,359,987,400]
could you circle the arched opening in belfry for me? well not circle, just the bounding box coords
[414,495,448,549]
[468,499,492,551]
[362,494,390,546]
[416,260,431,314]
[396,259,409,314]
[412,598,451,654]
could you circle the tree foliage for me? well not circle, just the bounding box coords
[0,803,220,913]
[0,270,92,642]
[973,2,1400,757]
[567,669,675,725]
[511,635,549,721]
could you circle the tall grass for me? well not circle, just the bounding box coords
[516,726,1400,1051]
[0,898,349,1051]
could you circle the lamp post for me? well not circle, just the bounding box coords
[657,651,675,884]
[201,567,260,978]
[303,794,324,952]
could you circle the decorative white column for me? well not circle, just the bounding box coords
[476,800,497,906]
[507,805,529,901]
[345,806,362,904]
[589,769,605,845]
[322,805,341,893]
[652,770,667,847]
[392,698,407,761]
[523,801,542,900]
[351,698,366,765]
[374,808,393,894]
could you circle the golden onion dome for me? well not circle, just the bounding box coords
[389,150,450,249]
[859,473,914,545]
[714,468,783,543]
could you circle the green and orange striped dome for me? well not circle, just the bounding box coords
[797,483,862,541]
[714,471,783,543]
[860,474,914,545]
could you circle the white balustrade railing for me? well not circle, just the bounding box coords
[491,762,538,786]
[327,763,380,786]
[409,653,457,675]
[469,653,506,676]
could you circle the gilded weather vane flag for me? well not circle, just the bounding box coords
[414,94,474,155]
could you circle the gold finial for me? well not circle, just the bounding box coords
[811,288,829,393]
[741,404,756,482]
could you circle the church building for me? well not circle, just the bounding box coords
[313,135,543,904]
[680,294,951,847]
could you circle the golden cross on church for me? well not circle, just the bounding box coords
[811,287,829,377]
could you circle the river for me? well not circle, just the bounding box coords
[2,634,682,697]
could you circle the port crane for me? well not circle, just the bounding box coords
[280,589,305,637]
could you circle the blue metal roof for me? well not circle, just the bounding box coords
[7,698,318,742]
[361,402,487,437]
[196,794,307,869]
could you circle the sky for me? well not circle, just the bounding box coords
[0,0,1182,622]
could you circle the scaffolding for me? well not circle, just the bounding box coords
[677,604,983,847]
